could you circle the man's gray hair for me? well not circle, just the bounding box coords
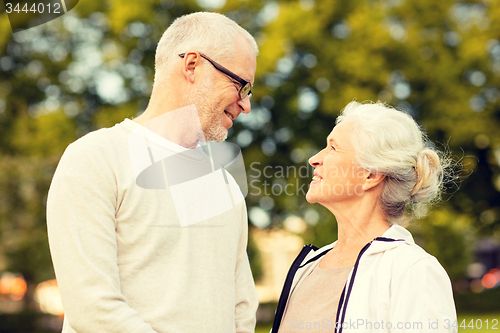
[336,101,452,225]
[154,12,258,79]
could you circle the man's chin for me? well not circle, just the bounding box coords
[203,129,228,142]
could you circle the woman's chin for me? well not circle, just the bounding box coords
[305,192,318,203]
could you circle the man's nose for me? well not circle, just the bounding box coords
[238,96,251,114]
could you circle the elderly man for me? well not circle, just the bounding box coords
[47,12,258,333]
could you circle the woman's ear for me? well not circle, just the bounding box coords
[363,172,386,191]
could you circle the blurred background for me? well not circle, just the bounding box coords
[0,0,500,331]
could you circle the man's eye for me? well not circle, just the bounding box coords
[230,79,241,88]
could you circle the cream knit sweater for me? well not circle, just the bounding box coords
[47,119,258,333]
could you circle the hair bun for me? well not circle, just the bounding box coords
[411,149,441,196]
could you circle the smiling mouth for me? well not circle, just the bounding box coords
[312,175,323,182]
[224,111,234,120]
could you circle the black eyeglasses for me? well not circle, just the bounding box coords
[179,52,252,100]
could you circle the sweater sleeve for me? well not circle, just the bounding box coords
[234,202,259,333]
[47,140,158,333]
[390,256,457,333]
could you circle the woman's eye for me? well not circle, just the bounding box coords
[330,145,336,151]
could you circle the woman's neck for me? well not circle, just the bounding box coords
[319,198,390,268]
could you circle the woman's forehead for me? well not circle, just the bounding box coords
[327,121,353,144]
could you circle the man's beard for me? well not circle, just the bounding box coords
[186,79,228,142]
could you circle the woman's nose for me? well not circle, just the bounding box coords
[308,152,323,167]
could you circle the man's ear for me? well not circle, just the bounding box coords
[181,52,201,83]
[363,172,386,191]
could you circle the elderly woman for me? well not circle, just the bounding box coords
[272,101,457,333]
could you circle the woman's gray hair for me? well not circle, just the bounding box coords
[336,101,451,225]
[154,12,258,79]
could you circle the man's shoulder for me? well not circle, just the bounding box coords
[58,120,132,169]
[66,120,130,154]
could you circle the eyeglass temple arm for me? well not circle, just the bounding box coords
[178,53,248,85]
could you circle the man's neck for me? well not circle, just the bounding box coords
[134,104,205,149]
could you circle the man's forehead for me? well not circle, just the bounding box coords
[243,58,257,84]
[232,54,256,84]
[232,38,257,83]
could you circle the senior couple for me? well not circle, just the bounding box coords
[47,12,457,333]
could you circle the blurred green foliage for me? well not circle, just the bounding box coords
[0,0,499,313]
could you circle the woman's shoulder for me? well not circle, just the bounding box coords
[379,240,450,285]
[376,225,437,264]
[392,240,434,261]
